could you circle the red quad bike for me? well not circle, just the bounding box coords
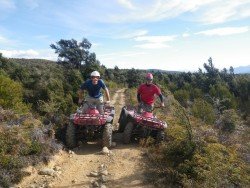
[66,102,115,149]
[118,106,167,144]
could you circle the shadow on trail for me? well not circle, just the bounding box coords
[72,141,103,155]
[71,132,140,155]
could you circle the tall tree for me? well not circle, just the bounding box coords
[203,57,220,89]
[203,57,219,78]
[50,38,96,69]
[229,66,234,75]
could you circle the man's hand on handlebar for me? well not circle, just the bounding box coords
[105,100,111,106]
[78,98,84,105]
[154,103,165,109]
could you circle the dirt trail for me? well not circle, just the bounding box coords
[18,88,153,188]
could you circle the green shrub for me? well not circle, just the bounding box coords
[125,88,137,106]
[218,109,239,132]
[192,99,215,124]
[0,154,23,170]
[0,75,29,113]
[209,83,237,110]
[190,88,203,100]
[106,80,119,90]
[174,89,190,107]
[21,141,43,155]
[163,140,196,167]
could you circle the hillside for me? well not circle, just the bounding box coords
[0,56,250,187]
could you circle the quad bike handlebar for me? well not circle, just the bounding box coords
[150,106,166,113]
[78,100,111,107]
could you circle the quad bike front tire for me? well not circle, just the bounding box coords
[156,130,165,143]
[66,122,77,149]
[123,122,134,144]
[103,123,112,147]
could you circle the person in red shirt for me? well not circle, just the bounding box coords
[137,73,164,113]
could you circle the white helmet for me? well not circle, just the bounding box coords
[90,71,100,77]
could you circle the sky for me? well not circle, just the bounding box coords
[0,0,250,72]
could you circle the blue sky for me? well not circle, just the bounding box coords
[0,0,250,71]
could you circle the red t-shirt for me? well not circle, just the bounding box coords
[137,83,161,105]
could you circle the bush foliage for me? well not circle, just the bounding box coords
[0,74,29,113]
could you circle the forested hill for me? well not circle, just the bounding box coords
[0,53,250,187]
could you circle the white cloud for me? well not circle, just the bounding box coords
[101,0,216,23]
[91,42,101,48]
[134,35,176,43]
[118,30,148,39]
[182,33,190,37]
[0,0,15,9]
[117,0,136,10]
[97,51,148,68]
[0,49,38,58]
[0,35,19,46]
[0,35,8,43]
[53,0,215,26]
[107,0,250,24]
[99,51,146,59]
[133,35,176,49]
[0,0,16,19]
[43,0,249,38]
[24,0,39,9]
[134,43,169,49]
[198,0,250,24]
[33,35,49,39]
[196,26,250,36]
[97,51,147,67]
[0,49,57,60]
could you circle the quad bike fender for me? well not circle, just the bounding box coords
[106,107,115,123]
[118,106,132,132]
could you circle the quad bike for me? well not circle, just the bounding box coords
[66,102,115,149]
[118,105,167,144]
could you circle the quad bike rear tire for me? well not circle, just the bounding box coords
[156,130,165,143]
[66,122,77,149]
[123,122,134,144]
[118,107,129,132]
[103,123,112,147]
